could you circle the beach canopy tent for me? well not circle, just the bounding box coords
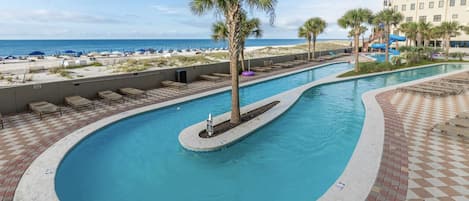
[111,51,123,55]
[87,52,100,56]
[4,55,17,60]
[28,51,45,56]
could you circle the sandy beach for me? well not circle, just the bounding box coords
[0,40,350,87]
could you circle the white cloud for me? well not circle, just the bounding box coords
[0,9,125,24]
[151,5,183,15]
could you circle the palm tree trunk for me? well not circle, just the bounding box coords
[240,45,246,72]
[354,31,360,72]
[312,35,317,59]
[307,38,312,61]
[226,4,242,124]
[385,25,390,63]
[445,35,449,61]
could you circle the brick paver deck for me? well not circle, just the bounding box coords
[368,83,469,201]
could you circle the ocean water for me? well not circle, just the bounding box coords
[0,39,315,57]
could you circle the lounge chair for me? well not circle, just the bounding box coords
[161,80,188,90]
[434,123,469,137]
[398,86,445,96]
[98,91,124,105]
[442,77,469,84]
[119,88,147,98]
[212,73,231,79]
[29,101,62,120]
[251,67,272,72]
[65,96,95,110]
[0,113,3,129]
[457,112,469,119]
[200,74,223,82]
[448,118,469,128]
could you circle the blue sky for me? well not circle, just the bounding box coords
[0,0,382,39]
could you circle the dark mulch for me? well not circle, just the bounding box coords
[199,101,280,138]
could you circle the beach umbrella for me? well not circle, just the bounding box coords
[111,51,122,55]
[5,55,17,60]
[100,51,111,55]
[87,52,99,56]
[64,50,76,54]
[28,51,45,56]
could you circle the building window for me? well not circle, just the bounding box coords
[411,3,416,10]
[402,4,407,11]
[406,17,413,22]
[453,14,459,19]
[450,0,456,6]
[394,5,399,11]
[439,0,444,7]
[433,15,442,22]
[429,1,435,8]
[419,16,427,22]
[462,0,467,6]
[419,2,425,9]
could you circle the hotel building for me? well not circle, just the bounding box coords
[387,0,469,47]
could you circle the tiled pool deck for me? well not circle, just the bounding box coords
[368,90,469,201]
[2,58,469,201]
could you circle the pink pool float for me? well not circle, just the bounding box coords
[241,71,255,77]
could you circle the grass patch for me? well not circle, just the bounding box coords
[49,68,73,78]
[65,62,103,69]
[338,59,469,78]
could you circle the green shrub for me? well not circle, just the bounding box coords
[449,52,465,61]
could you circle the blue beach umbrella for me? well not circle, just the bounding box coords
[28,51,45,56]
[64,50,76,54]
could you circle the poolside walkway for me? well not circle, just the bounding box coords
[0,57,354,201]
[368,80,469,201]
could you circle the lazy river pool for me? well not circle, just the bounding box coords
[55,63,467,201]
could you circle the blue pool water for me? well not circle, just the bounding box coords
[56,63,468,201]
[368,53,394,62]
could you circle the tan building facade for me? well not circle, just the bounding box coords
[388,0,469,47]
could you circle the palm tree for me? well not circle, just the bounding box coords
[436,21,462,61]
[430,26,443,48]
[373,9,403,63]
[399,22,418,46]
[298,18,327,60]
[417,21,433,47]
[348,26,368,49]
[239,15,262,72]
[190,0,276,124]
[212,13,262,72]
[298,26,312,60]
[338,8,374,72]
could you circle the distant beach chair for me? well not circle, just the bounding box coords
[29,101,62,120]
[212,73,231,79]
[200,74,223,82]
[98,90,124,105]
[119,88,147,99]
[251,67,272,72]
[161,80,188,90]
[65,96,95,110]
[434,123,469,138]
